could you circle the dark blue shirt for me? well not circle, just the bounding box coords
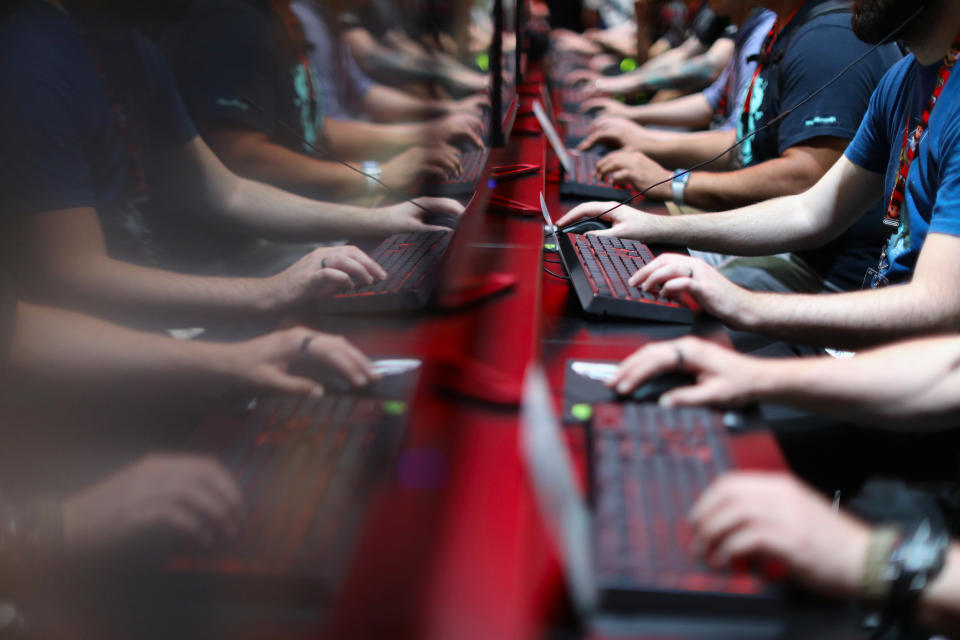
[734,0,902,290]
[0,1,198,264]
[845,55,960,283]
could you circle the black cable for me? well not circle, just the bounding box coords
[557,5,926,232]
[543,265,570,280]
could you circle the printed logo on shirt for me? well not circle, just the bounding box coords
[216,98,252,112]
[291,63,322,152]
[804,115,838,127]
[737,75,768,167]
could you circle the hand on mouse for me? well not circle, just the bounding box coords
[608,337,769,407]
[555,201,655,239]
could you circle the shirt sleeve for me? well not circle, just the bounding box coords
[927,116,960,238]
[775,19,897,154]
[701,62,730,111]
[165,5,278,139]
[843,64,897,174]
[0,67,95,215]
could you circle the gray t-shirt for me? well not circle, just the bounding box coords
[291,0,374,120]
[702,8,777,131]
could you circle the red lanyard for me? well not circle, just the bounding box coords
[741,2,805,118]
[883,39,960,234]
[268,0,317,106]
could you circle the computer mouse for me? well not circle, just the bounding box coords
[621,373,697,403]
[562,219,610,235]
[423,212,460,229]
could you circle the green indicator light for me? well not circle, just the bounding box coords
[571,404,593,421]
[383,401,408,416]
[620,58,638,73]
[544,243,557,251]
[476,53,490,72]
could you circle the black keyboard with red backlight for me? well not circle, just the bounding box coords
[589,402,778,613]
[560,149,633,200]
[422,147,490,197]
[557,232,693,323]
[325,231,452,313]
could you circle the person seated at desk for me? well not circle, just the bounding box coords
[567,2,736,102]
[0,0,464,327]
[576,4,776,150]
[561,0,901,307]
[336,0,491,99]
[163,0,486,203]
[290,0,490,125]
[608,333,960,636]
[559,0,960,354]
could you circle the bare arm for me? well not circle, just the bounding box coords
[625,93,716,128]
[559,155,883,257]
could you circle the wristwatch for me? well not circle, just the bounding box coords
[671,169,691,206]
[361,160,383,193]
[862,519,950,622]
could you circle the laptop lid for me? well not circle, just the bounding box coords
[520,365,597,616]
[532,100,575,176]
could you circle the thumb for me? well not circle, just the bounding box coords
[313,269,354,297]
[660,379,726,408]
[264,370,327,399]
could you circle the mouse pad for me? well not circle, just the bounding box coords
[563,359,623,422]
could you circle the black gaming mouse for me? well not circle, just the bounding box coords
[619,373,697,403]
[562,219,611,235]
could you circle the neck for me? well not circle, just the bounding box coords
[905,1,960,65]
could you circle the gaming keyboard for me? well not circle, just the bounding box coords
[325,231,452,313]
[557,232,693,323]
[590,402,774,612]
[175,393,408,583]
[561,149,631,200]
[422,147,490,197]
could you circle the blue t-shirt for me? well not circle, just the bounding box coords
[163,0,327,156]
[702,8,776,131]
[0,1,198,264]
[734,0,902,290]
[291,0,374,121]
[845,55,960,284]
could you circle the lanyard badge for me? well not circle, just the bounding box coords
[864,39,960,288]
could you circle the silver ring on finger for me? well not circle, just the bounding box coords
[320,258,327,269]
[300,336,315,358]
[675,346,685,370]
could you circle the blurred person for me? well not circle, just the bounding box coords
[568,3,735,99]
[560,0,902,309]
[576,5,776,145]
[163,0,487,202]
[557,0,960,352]
[291,0,490,124]
[0,0,464,326]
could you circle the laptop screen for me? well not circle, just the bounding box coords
[532,100,574,176]
[520,365,597,615]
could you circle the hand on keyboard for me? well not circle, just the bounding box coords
[556,200,647,238]
[629,254,755,327]
[578,116,666,152]
[231,328,379,398]
[608,336,766,408]
[271,246,383,310]
[690,472,871,598]
[381,197,466,234]
[595,149,673,200]
[382,145,463,190]
[62,454,244,552]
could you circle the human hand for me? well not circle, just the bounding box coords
[583,74,643,99]
[578,97,635,118]
[382,145,463,191]
[608,336,770,407]
[595,149,672,198]
[628,254,757,328]
[578,116,655,151]
[269,246,380,311]
[379,197,466,235]
[555,200,650,238]
[430,112,485,149]
[452,93,491,116]
[552,31,602,55]
[62,454,244,551]
[228,326,378,397]
[691,472,871,599]
[567,68,602,87]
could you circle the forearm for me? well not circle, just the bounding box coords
[10,303,243,396]
[626,93,715,128]
[633,55,724,92]
[747,335,960,428]
[640,127,736,168]
[734,281,958,351]
[324,119,425,160]
[211,133,366,200]
[361,85,447,122]
[679,155,823,210]
[918,547,960,634]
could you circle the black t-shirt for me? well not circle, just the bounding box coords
[735,0,902,290]
[163,0,326,158]
[0,1,199,266]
